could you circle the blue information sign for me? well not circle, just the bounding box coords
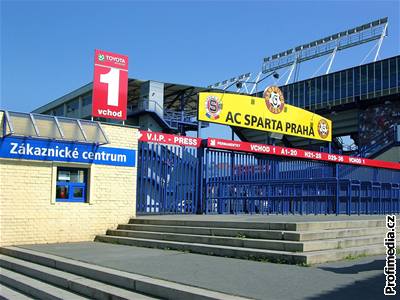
[0,137,136,167]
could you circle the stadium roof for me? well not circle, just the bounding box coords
[32,79,215,114]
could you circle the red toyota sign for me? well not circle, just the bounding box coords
[92,49,128,120]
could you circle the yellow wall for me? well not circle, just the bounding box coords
[0,114,139,246]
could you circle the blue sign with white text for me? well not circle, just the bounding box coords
[0,137,136,167]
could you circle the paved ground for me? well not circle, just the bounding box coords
[21,241,393,300]
[135,214,388,222]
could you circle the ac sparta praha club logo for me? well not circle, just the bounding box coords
[264,86,285,114]
[205,95,223,120]
[318,119,330,139]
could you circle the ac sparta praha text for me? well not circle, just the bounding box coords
[225,112,315,137]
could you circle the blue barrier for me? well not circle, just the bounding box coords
[203,148,400,215]
[137,139,399,215]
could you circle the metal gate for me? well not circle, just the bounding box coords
[136,141,200,214]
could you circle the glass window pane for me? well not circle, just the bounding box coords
[298,82,304,108]
[360,65,367,95]
[316,78,322,105]
[328,74,334,102]
[304,82,310,107]
[367,63,374,93]
[56,185,69,199]
[82,94,92,107]
[73,187,84,198]
[33,114,62,139]
[8,112,37,136]
[382,59,389,90]
[347,69,353,98]
[53,106,65,117]
[389,58,397,88]
[293,83,299,107]
[341,71,347,99]
[354,67,360,96]
[334,73,340,100]
[58,118,85,140]
[310,79,316,106]
[322,76,328,104]
[375,61,382,92]
[66,99,80,118]
[80,120,108,144]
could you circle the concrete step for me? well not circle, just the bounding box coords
[284,227,387,241]
[107,229,384,252]
[118,223,387,241]
[0,283,34,300]
[95,234,394,265]
[305,244,387,264]
[0,246,250,300]
[0,268,88,300]
[0,254,156,300]
[96,234,309,264]
[130,218,387,231]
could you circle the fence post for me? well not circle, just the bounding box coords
[196,144,205,214]
[335,163,340,215]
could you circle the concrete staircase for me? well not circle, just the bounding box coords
[0,246,248,300]
[96,218,397,265]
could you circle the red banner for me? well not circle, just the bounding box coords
[139,131,202,148]
[92,49,128,120]
[207,138,400,171]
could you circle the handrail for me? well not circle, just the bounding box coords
[357,124,398,158]
[128,100,198,129]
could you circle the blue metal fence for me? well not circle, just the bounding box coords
[136,142,199,214]
[137,140,399,215]
[203,148,400,215]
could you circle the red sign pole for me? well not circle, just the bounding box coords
[92,49,128,120]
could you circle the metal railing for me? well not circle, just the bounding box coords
[128,100,198,130]
[203,148,400,215]
[358,124,399,158]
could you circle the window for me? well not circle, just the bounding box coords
[354,67,360,96]
[56,167,88,202]
[389,58,397,89]
[54,105,65,116]
[382,59,389,90]
[360,65,367,95]
[82,93,92,107]
[347,69,353,98]
[334,73,340,100]
[66,99,80,118]
[375,61,382,93]
[340,71,347,99]
[367,63,374,94]
[322,76,328,105]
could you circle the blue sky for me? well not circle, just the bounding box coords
[1,0,399,115]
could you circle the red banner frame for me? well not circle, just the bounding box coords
[207,138,400,171]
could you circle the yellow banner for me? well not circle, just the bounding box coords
[198,89,332,142]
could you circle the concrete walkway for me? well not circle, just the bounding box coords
[21,241,393,300]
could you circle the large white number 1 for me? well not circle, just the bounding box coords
[100,68,120,107]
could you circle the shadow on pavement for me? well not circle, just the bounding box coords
[318,259,385,274]
[305,273,387,300]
